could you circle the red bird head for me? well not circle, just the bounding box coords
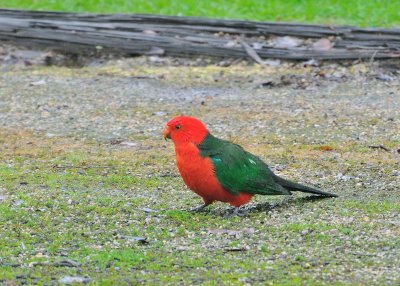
[163,116,208,145]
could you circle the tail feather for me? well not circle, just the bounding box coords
[273,175,338,197]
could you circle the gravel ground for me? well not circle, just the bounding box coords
[0,46,399,285]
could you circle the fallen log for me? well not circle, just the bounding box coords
[0,9,399,60]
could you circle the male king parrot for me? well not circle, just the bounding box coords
[163,116,337,212]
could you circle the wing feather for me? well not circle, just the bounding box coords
[198,134,290,196]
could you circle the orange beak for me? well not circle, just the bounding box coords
[163,126,171,141]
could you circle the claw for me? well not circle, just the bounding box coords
[189,204,209,213]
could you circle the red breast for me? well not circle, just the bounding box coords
[175,142,253,207]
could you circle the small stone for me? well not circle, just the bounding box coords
[153,111,167,116]
[335,173,353,181]
[272,36,303,49]
[120,141,138,147]
[29,79,46,86]
[58,276,90,284]
[312,38,333,50]
[41,111,51,118]
[12,199,24,207]
[375,74,393,81]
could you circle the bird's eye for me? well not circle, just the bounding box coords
[175,125,181,130]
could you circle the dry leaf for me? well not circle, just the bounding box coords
[318,145,334,151]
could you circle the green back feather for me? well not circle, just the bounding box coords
[198,133,290,196]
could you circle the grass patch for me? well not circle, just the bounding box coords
[343,200,400,215]
[0,0,398,27]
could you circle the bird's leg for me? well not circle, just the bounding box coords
[189,203,210,213]
[233,207,249,217]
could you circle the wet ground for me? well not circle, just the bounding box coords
[0,44,399,285]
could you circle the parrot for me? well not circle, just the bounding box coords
[163,115,337,212]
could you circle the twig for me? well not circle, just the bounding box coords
[29,259,80,267]
[52,165,116,169]
[224,247,248,252]
[53,259,80,267]
[368,145,390,152]
[241,40,267,66]
[369,50,378,66]
[350,252,376,257]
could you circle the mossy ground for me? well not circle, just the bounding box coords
[0,57,399,285]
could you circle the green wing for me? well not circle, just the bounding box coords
[198,133,291,196]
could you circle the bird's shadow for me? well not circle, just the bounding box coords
[210,195,334,217]
[247,195,333,213]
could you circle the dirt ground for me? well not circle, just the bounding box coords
[0,44,399,285]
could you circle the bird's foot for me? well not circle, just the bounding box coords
[189,204,209,213]
[223,207,249,218]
